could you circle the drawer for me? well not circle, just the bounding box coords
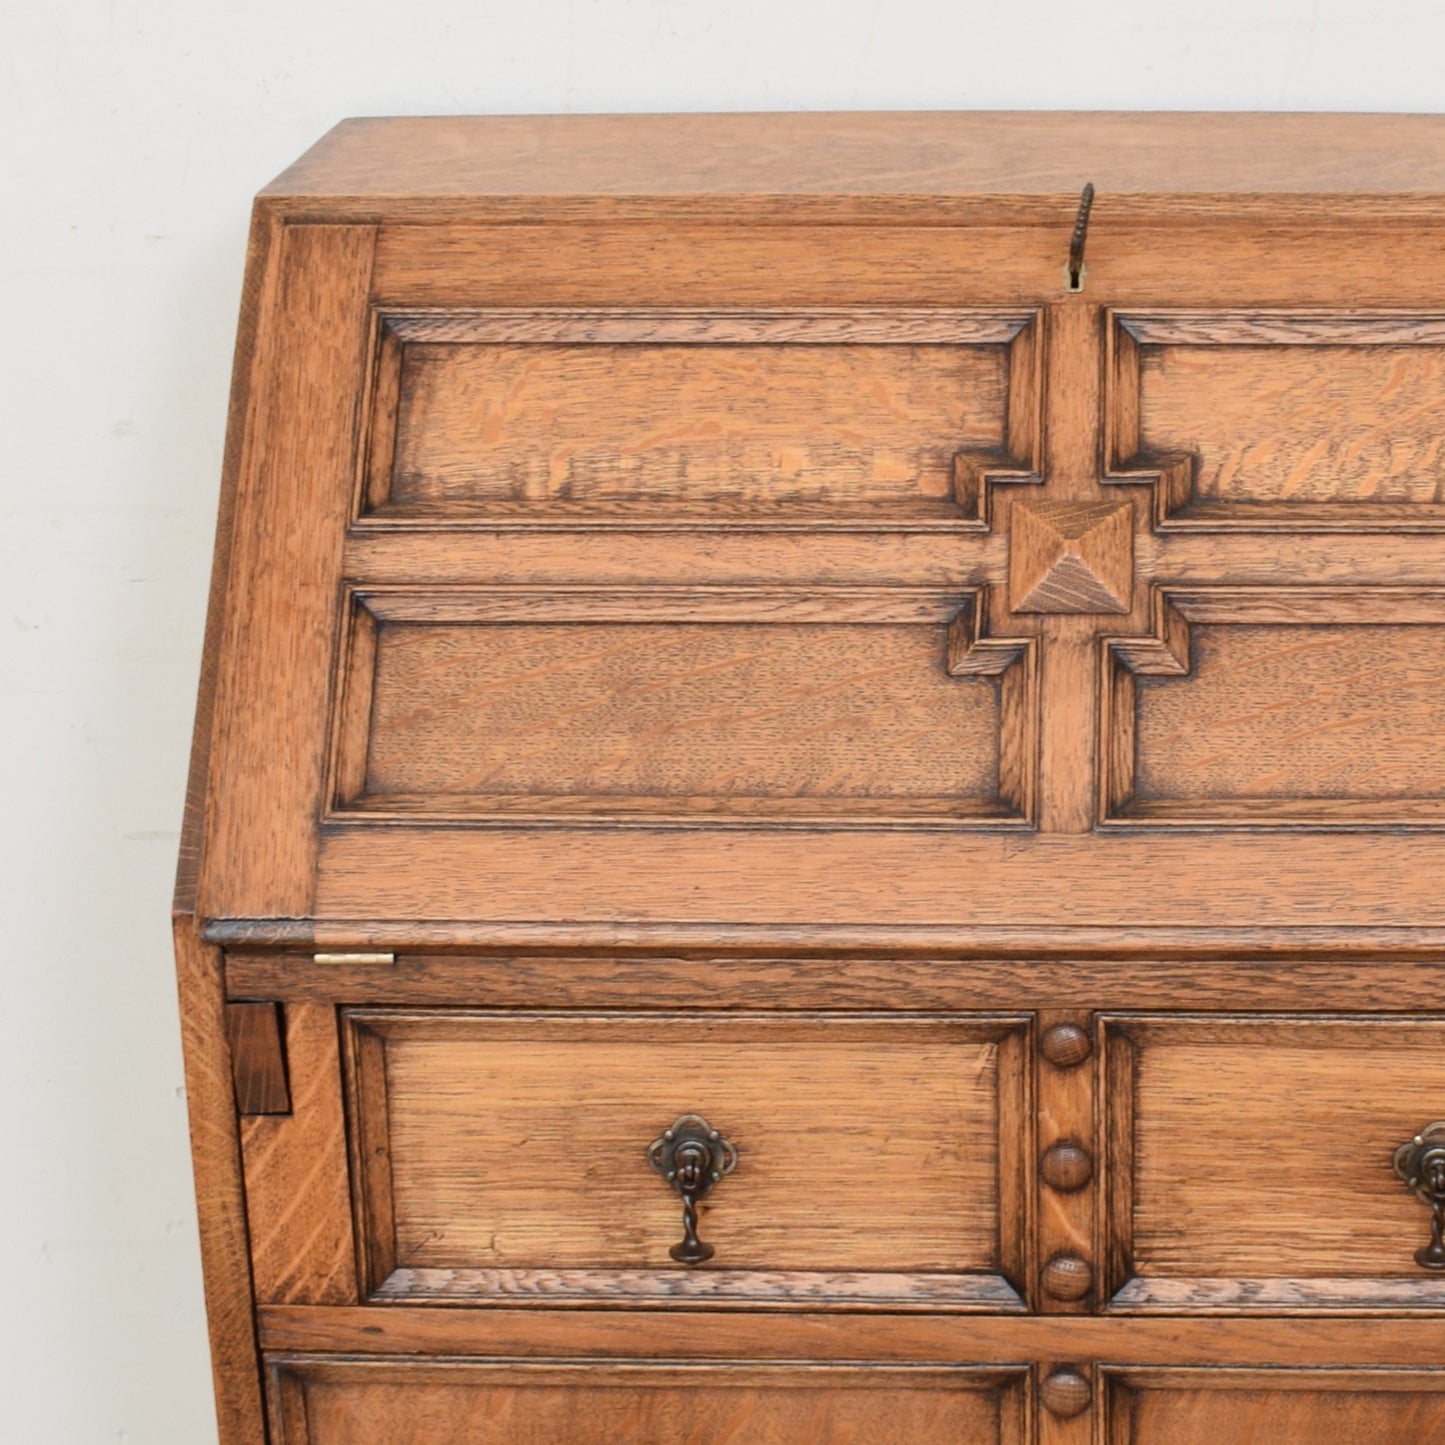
[341,1010,1029,1309]
[1101,1015,1445,1311]
[1104,1368,1445,1443]
[267,1359,1029,1445]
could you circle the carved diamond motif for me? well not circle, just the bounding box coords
[1008,500,1134,614]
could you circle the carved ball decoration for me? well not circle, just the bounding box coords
[1041,1252,1094,1302]
[1041,1140,1094,1193]
[1039,1367,1093,1419]
[1040,1022,1092,1068]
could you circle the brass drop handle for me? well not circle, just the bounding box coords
[1394,1122,1445,1270]
[647,1114,737,1265]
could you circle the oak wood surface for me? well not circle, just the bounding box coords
[1105,1367,1445,1445]
[1131,623,1445,813]
[263,113,1445,222]
[257,1305,1445,1367]
[239,1004,356,1305]
[177,114,1445,1444]
[267,1360,1026,1445]
[200,223,376,919]
[224,1002,290,1116]
[224,953,1445,1012]
[371,316,1016,522]
[1035,1012,1096,1317]
[1140,342,1445,507]
[1103,1016,1445,1309]
[353,611,1006,820]
[342,1011,1023,1294]
[173,923,266,1442]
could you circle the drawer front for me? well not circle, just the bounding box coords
[1102,1016,1445,1310]
[268,1360,1028,1445]
[342,1011,1028,1309]
[1105,1368,1445,1444]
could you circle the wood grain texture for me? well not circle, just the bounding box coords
[1106,1368,1445,1445]
[175,209,280,915]
[1035,1011,1096,1316]
[373,222,1445,312]
[224,1002,290,1115]
[345,606,1011,823]
[267,1360,1027,1445]
[367,315,1018,524]
[313,825,1445,931]
[173,201,286,1445]
[264,112,1445,223]
[1009,500,1134,614]
[258,1305,1445,1367]
[1038,1361,1095,1445]
[179,117,1445,1439]
[225,953,1445,1015]
[172,923,266,1443]
[1141,340,1445,508]
[371,1268,1022,1311]
[1133,624,1445,812]
[200,222,375,918]
[1104,1016,1445,1307]
[342,1012,1025,1298]
[239,1003,356,1306]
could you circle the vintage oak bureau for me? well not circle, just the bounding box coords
[176,113,1445,1443]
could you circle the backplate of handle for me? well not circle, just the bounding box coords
[647,1113,737,1265]
[1394,1121,1445,1270]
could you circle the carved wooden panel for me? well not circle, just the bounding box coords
[1103,589,1445,827]
[340,1010,1029,1309]
[268,1360,1029,1445]
[1100,1016,1445,1311]
[358,310,1040,527]
[328,588,1035,826]
[1108,313,1445,525]
[1104,1368,1445,1444]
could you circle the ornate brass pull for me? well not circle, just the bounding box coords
[647,1113,737,1265]
[1394,1121,1445,1270]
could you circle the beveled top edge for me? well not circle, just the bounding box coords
[259,111,1445,219]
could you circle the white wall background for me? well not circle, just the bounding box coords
[3,4,1444,1440]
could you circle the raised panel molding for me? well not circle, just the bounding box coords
[356,307,1043,531]
[1102,1368,1445,1444]
[267,1360,1031,1445]
[339,1010,1031,1312]
[1102,587,1445,828]
[328,585,1037,829]
[1099,1015,1445,1313]
[1106,311,1445,530]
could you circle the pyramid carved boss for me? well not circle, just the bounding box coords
[1008,499,1135,615]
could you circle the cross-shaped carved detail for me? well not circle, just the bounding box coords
[940,303,1445,836]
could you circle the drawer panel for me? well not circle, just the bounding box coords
[1106,1368,1445,1444]
[1102,1015,1445,1310]
[342,1011,1028,1309]
[360,309,1038,526]
[269,1359,1028,1445]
